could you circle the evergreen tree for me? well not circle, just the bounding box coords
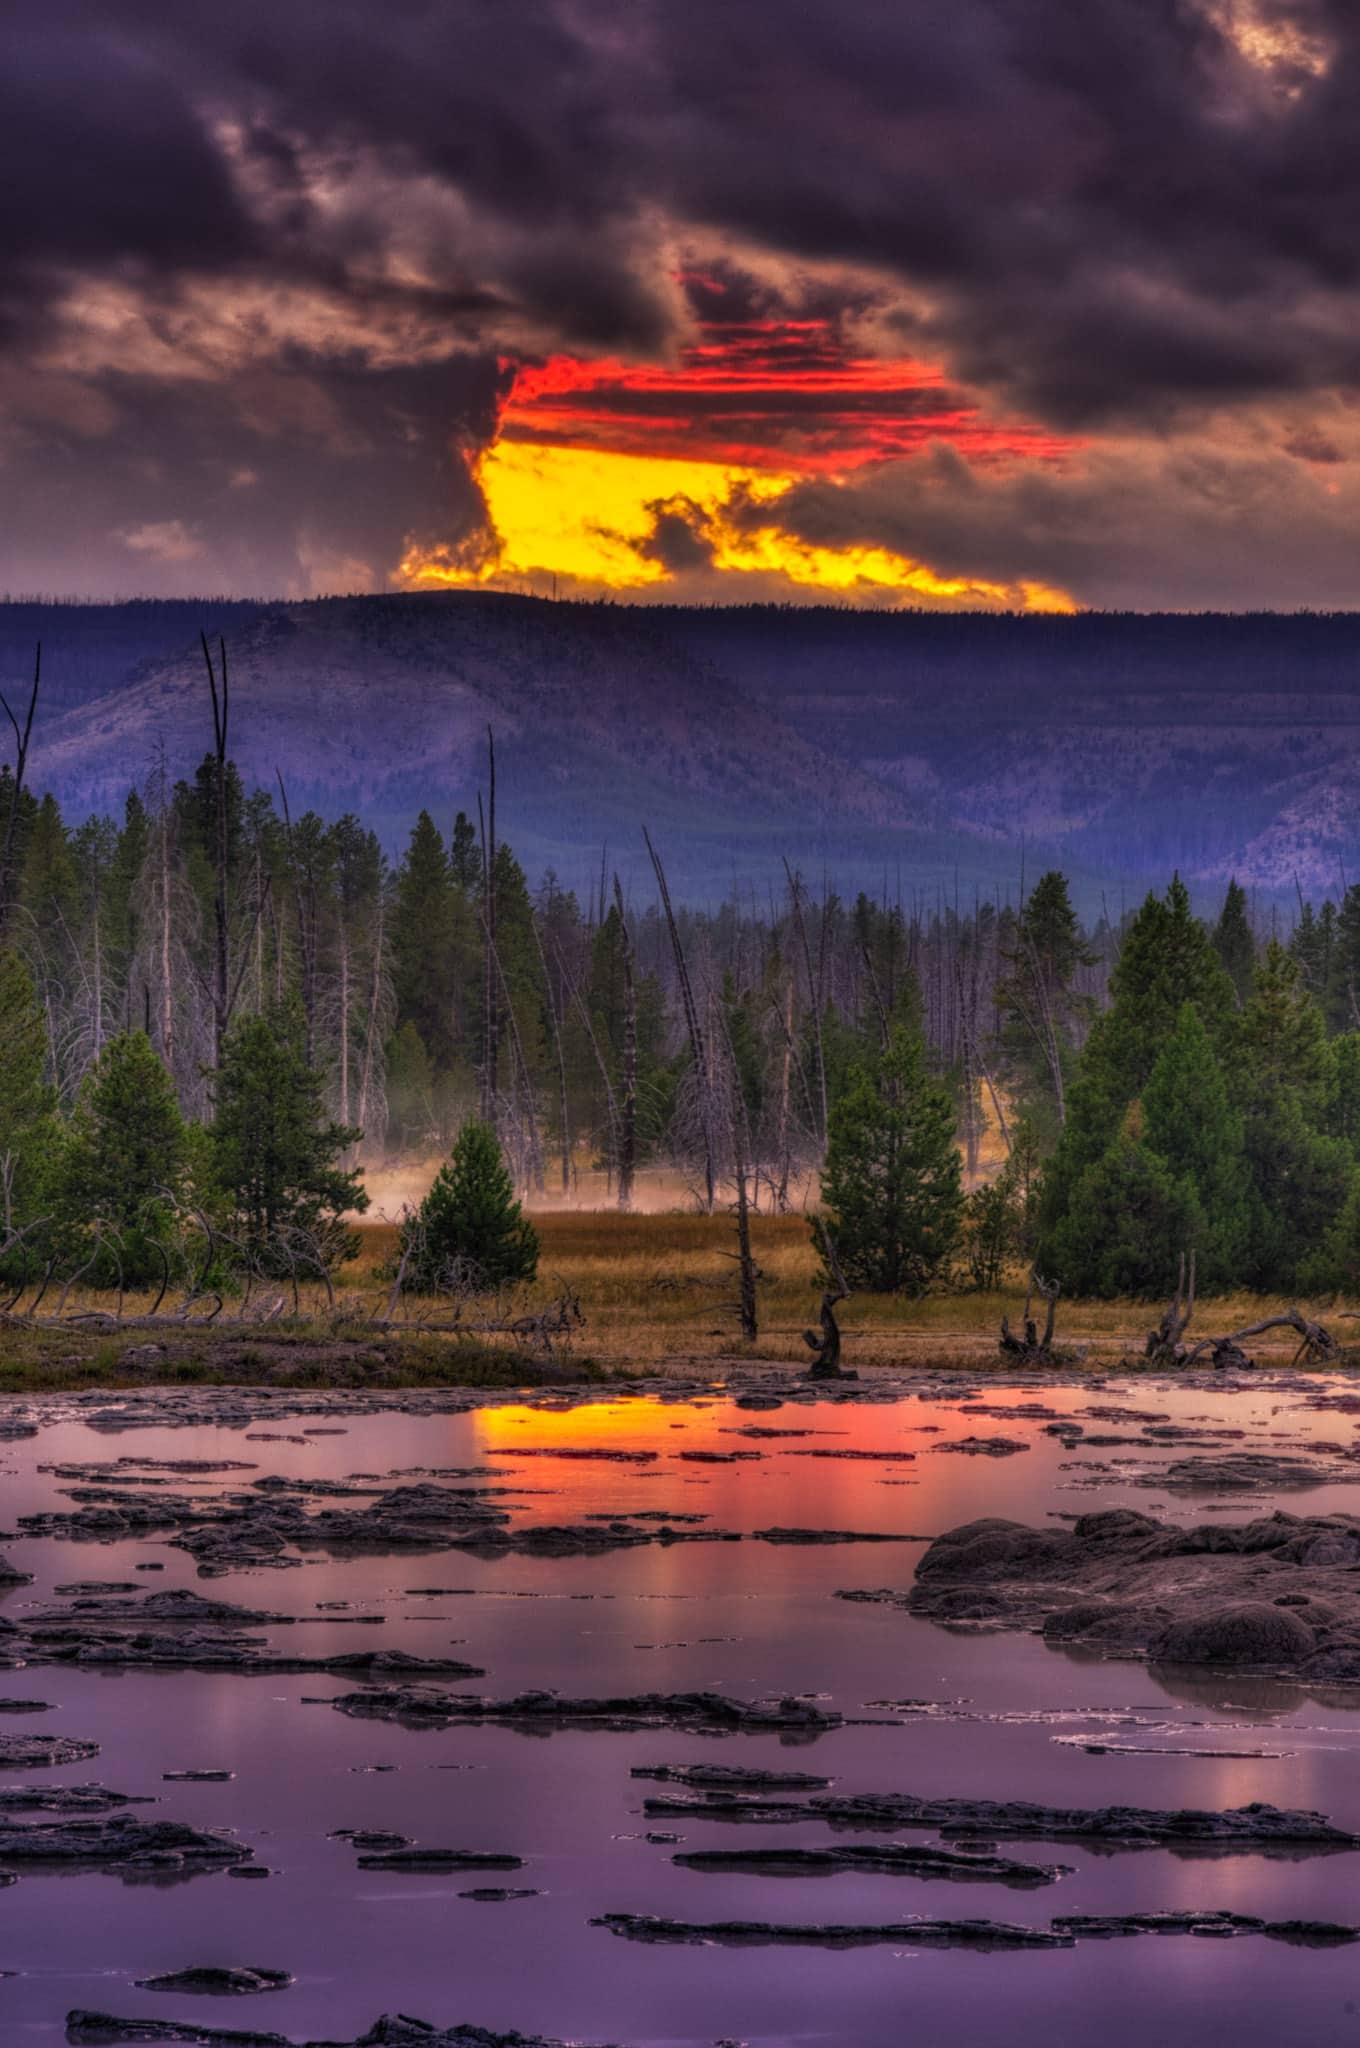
[1325,1033,1360,1153]
[1327,884,1360,1034]
[390,812,456,1069]
[1212,879,1256,1005]
[211,1004,366,1270]
[1234,943,1350,1289]
[0,950,58,1237]
[1046,1124,1203,1299]
[58,1031,186,1283]
[401,1118,539,1290]
[817,1025,963,1295]
[450,811,480,891]
[996,870,1094,1140]
[1037,877,1235,1255]
[1140,1002,1247,1285]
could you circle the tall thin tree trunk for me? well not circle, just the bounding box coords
[158,805,175,1071]
[357,901,385,1143]
[479,727,499,1127]
[645,828,714,1212]
[201,634,231,1075]
[614,875,637,1213]
[0,644,39,947]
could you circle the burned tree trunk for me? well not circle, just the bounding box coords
[804,1223,854,1379]
[1145,1250,1196,1365]
[479,727,499,1129]
[614,875,637,1213]
[201,634,231,1072]
[645,827,715,1212]
[785,861,828,1151]
[1182,1307,1339,1370]
[530,909,572,1197]
[0,643,39,946]
[999,1271,1062,1360]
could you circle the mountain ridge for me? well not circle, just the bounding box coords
[5,594,1360,908]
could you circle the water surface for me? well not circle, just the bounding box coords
[3,1372,1360,2045]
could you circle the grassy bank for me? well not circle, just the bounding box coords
[0,1208,1352,1391]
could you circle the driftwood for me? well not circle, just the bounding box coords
[999,1271,1062,1360]
[1144,1250,1196,1365]
[1182,1307,1339,1370]
[804,1224,855,1379]
[1143,1252,1339,1368]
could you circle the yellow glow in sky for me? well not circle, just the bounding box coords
[398,438,1076,612]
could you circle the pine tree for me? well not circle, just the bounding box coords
[1234,943,1350,1289]
[817,1024,963,1295]
[401,1118,539,1290]
[996,870,1094,1139]
[390,812,456,1070]
[1140,1002,1247,1286]
[0,950,58,1238]
[1046,1125,1203,1299]
[58,1031,186,1283]
[1037,877,1236,1255]
[211,1004,366,1270]
[1212,879,1256,1005]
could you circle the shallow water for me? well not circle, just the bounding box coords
[4,1372,1360,2045]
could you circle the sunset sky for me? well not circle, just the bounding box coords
[5,1,1360,609]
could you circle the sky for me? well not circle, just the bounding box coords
[4,0,1360,611]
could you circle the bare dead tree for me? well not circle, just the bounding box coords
[645,827,715,1211]
[804,1220,853,1378]
[999,1270,1062,1359]
[1144,1250,1197,1364]
[529,906,572,1196]
[201,634,232,1071]
[479,726,498,1128]
[0,642,39,947]
[784,861,828,1151]
[275,772,319,1066]
[1181,1306,1339,1370]
[613,875,637,1212]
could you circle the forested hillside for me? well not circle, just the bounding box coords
[6,646,1360,1311]
[10,597,1360,904]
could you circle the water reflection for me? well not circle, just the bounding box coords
[0,1373,1358,2043]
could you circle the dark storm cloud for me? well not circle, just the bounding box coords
[5,0,1360,596]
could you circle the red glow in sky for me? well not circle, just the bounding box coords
[500,299,1077,475]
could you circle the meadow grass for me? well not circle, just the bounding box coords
[0,1202,1349,1386]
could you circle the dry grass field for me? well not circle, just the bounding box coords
[350,1209,1352,1373]
[0,1187,1349,1387]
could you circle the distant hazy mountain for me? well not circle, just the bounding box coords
[4,594,1360,910]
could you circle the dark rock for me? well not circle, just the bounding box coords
[354,1848,523,1870]
[1152,1602,1318,1668]
[673,1843,1067,1886]
[1052,1912,1358,1945]
[632,1764,831,1790]
[0,1783,150,1814]
[324,1688,841,1735]
[0,1815,247,1876]
[134,1968,292,1995]
[933,1438,1030,1457]
[593,1912,1073,1949]
[902,1508,1360,1680]
[0,1733,100,1767]
[67,2016,602,2046]
[802,1792,1360,1851]
[752,1528,921,1544]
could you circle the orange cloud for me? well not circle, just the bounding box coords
[398,293,1080,608]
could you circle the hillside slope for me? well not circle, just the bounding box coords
[8,595,1360,905]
